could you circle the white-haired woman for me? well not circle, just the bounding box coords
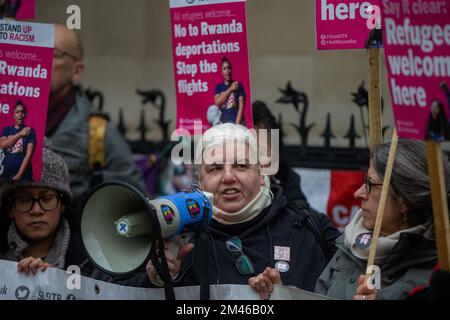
[127,123,340,298]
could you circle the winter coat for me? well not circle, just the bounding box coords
[125,185,340,291]
[314,229,437,300]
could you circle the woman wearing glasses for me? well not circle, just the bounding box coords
[133,123,340,297]
[314,139,449,300]
[0,144,82,274]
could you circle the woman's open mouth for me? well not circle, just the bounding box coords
[222,188,241,200]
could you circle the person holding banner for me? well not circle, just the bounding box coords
[0,143,76,273]
[314,139,449,300]
[214,57,246,125]
[0,100,36,182]
[0,141,113,281]
[130,123,339,296]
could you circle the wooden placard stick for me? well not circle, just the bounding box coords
[365,128,398,277]
[426,141,450,271]
[368,48,382,150]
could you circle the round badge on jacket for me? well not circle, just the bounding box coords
[275,261,290,273]
[355,232,372,250]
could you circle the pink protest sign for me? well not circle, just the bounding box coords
[170,0,252,134]
[0,20,54,181]
[0,0,35,20]
[315,0,382,50]
[383,0,450,141]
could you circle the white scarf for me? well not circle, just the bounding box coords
[212,176,272,225]
[344,209,430,265]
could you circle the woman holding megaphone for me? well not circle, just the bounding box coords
[125,123,340,298]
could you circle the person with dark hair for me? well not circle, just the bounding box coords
[252,100,309,204]
[0,0,21,19]
[0,100,36,181]
[425,99,448,141]
[214,57,246,125]
[0,142,113,280]
[315,139,449,300]
[0,143,77,272]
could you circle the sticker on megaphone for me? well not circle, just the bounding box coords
[113,185,213,239]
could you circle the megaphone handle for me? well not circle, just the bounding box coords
[198,231,210,300]
[151,238,175,300]
[198,204,211,300]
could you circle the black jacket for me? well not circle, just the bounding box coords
[126,186,340,291]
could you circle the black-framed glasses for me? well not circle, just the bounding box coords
[225,237,255,276]
[11,193,63,213]
[364,176,383,194]
[53,47,80,61]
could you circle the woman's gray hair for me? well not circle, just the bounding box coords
[194,123,259,174]
[372,138,450,226]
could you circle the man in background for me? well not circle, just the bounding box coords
[47,24,146,226]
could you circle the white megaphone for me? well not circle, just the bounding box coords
[80,181,213,277]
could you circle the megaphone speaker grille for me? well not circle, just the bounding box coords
[81,183,154,276]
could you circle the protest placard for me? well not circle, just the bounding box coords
[315,0,382,50]
[383,0,450,270]
[383,0,450,141]
[170,0,252,133]
[0,20,54,181]
[316,0,384,148]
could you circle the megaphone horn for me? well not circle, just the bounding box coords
[80,181,212,277]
